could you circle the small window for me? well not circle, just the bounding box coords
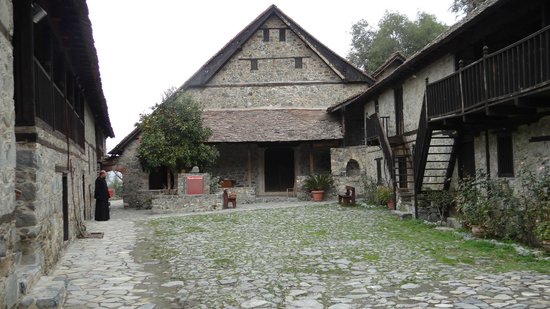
[262,29,270,42]
[497,133,514,177]
[346,159,360,176]
[295,57,303,69]
[279,28,286,42]
[250,59,258,71]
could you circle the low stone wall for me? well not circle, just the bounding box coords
[333,175,364,198]
[151,187,256,213]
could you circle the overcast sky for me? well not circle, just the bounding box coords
[87,0,458,151]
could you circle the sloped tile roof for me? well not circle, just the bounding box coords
[203,108,342,143]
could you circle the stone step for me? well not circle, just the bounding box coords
[15,264,42,295]
[19,276,66,309]
[392,210,413,220]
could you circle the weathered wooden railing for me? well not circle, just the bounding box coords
[34,58,85,147]
[365,115,389,143]
[366,113,394,179]
[426,24,550,119]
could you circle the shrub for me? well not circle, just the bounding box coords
[453,162,550,246]
[362,175,378,205]
[376,185,392,205]
[422,189,454,224]
[535,221,550,241]
[304,173,334,192]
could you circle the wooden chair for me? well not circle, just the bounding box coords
[338,186,356,206]
[223,189,237,209]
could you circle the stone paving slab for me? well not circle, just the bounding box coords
[24,199,550,308]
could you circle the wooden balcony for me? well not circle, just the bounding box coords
[34,58,85,148]
[365,115,390,145]
[426,25,550,126]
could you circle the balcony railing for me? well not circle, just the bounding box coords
[365,115,389,144]
[426,25,550,120]
[365,113,394,179]
[34,58,85,148]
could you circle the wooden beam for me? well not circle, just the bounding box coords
[309,145,314,174]
[486,105,536,117]
[529,136,550,142]
[247,145,252,186]
[514,97,550,108]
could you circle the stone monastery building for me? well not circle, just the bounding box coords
[109,5,374,207]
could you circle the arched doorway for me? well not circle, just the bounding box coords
[265,148,294,192]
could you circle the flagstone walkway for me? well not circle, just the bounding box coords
[25,199,550,308]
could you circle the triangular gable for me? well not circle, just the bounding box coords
[371,52,406,80]
[181,5,374,89]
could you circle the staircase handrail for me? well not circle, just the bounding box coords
[413,94,431,193]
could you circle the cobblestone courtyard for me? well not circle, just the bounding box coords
[50,201,550,308]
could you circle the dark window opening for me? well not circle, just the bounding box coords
[346,159,360,176]
[497,133,514,177]
[149,166,175,190]
[62,173,69,241]
[375,158,383,185]
[397,156,408,188]
[279,28,286,41]
[374,99,379,114]
[394,86,404,135]
[251,59,258,71]
[458,139,475,179]
[262,28,270,42]
[295,57,303,69]
[312,147,332,173]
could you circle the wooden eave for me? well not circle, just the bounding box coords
[37,0,114,137]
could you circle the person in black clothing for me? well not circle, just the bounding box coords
[94,170,110,221]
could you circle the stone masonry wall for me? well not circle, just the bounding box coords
[402,54,455,134]
[0,0,17,307]
[188,84,367,110]
[15,124,98,273]
[115,137,151,208]
[152,187,256,213]
[209,144,258,188]
[367,54,455,137]
[209,17,341,85]
[187,16,368,110]
[473,115,550,190]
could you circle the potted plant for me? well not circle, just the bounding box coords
[376,185,394,209]
[535,221,550,251]
[304,173,334,201]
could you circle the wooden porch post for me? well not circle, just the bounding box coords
[309,144,314,174]
[247,145,252,186]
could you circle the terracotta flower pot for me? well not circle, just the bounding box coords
[387,199,395,210]
[311,190,325,202]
